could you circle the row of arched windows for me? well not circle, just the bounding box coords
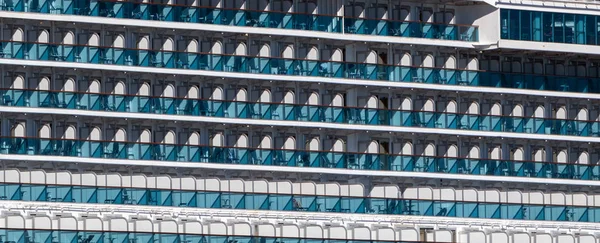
[6,122,592,163]
[7,74,595,120]
[7,28,479,68]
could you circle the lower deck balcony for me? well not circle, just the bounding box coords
[0,229,445,243]
[0,136,596,181]
[1,88,598,137]
[0,181,594,222]
[1,41,598,94]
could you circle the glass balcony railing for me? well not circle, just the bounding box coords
[0,0,478,42]
[344,17,477,41]
[0,137,596,181]
[1,88,598,137]
[0,181,596,222]
[0,229,439,243]
[0,40,598,93]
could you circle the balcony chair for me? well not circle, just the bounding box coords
[298,153,310,167]
[180,11,192,22]
[436,207,448,216]
[346,25,357,34]
[52,140,63,156]
[227,149,239,163]
[0,45,11,58]
[77,235,95,243]
[318,64,331,77]
[150,57,163,67]
[347,68,361,79]
[9,137,23,154]
[221,198,232,208]
[249,151,261,165]
[103,142,120,158]
[0,0,13,11]
[292,198,306,211]
[461,28,475,41]
[99,53,114,64]
[248,60,260,73]
[346,154,359,169]
[199,16,214,24]
[456,160,470,174]
[296,109,308,121]
[153,146,166,160]
[249,106,261,119]
[176,59,189,69]
[123,191,136,204]
[75,6,91,15]
[274,150,287,165]
[151,13,165,21]
[402,201,420,215]
[2,94,12,105]
[50,49,66,61]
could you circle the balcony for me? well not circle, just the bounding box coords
[1,40,599,94]
[0,180,593,222]
[1,88,598,137]
[0,136,596,181]
[0,229,458,243]
[0,0,479,42]
[344,16,477,41]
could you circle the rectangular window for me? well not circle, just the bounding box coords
[586,15,596,45]
[509,9,520,40]
[501,9,600,46]
[532,12,542,41]
[564,14,575,43]
[500,9,509,39]
[596,17,600,45]
[520,10,532,40]
[576,15,586,44]
[554,13,565,43]
[543,12,553,42]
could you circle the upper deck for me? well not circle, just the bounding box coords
[0,0,494,49]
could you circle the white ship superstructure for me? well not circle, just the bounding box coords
[0,0,598,242]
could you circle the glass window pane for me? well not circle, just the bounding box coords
[596,17,600,45]
[576,15,585,44]
[509,10,520,40]
[565,14,575,43]
[554,13,564,43]
[520,11,531,40]
[501,9,509,39]
[586,15,596,45]
[543,12,553,42]
[533,12,542,41]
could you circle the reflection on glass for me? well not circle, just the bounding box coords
[1,88,599,137]
[501,9,600,46]
[1,41,599,93]
[0,136,598,181]
[0,181,597,221]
